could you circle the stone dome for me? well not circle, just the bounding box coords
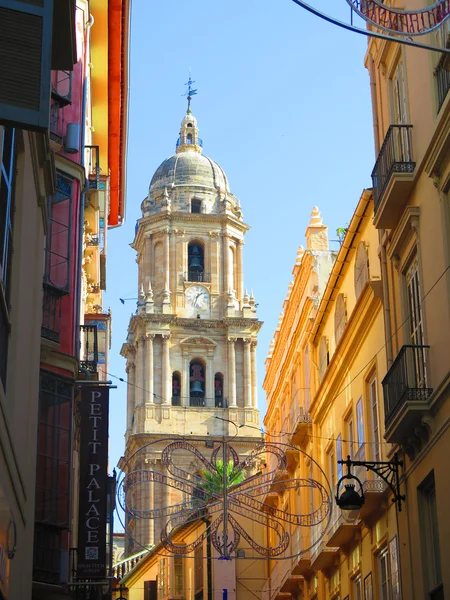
[149,152,229,194]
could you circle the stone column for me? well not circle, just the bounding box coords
[146,232,153,286]
[181,351,189,407]
[228,338,237,407]
[251,341,258,408]
[126,362,135,430]
[223,233,229,295]
[164,228,170,295]
[135,340,143,407]
[146,334,155,404]
[244,338,252,408]
[206,350,215,408]
[162,334,171,404]
[237,239,244,302]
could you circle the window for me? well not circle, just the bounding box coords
[369,376,381,461]
[364,573,374,600]
[144,580,157,600]
[158,558,168,598]
[214,372,224,407]
[191,199,201,213]
[45,172,72,292]
[389,537,400,600]
[174,556,183,596]
[190,360,205,406]
[0,127,16,388]
[318,336,328,381]
[418,473,442,598]
[354,242,369,299]
[356,398,365,460]
[187,133,193,144]
[346,414,355,459]
[328,447,336,494]
[34,372,72,583]
[334,293,347,345]
[353,575,362,600]
[337,434,343,480]
[378,547,391,600]
[194,545,203,594]
[172,372,181,406]
[405,257,424,347]
[187,242,204,280]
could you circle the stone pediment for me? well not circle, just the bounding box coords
[179,335,217,349]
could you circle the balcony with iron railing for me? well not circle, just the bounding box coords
[79,324,98,374]
[176,136,203,148]
[372,124,416,228]
[382,344,433,444]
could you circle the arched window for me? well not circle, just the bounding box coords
[172,372,181,406]
[190,359,205,406]
[188,242,204,281]
[334,293,347,345]
[215,373,224,407]
[187,133,193,144]
[354,241,369,299]
[187,123,193,128]
[318,337,328,381]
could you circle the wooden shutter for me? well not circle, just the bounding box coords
[0,0,53,131]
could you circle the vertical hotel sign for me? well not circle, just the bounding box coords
[77,386,109,577]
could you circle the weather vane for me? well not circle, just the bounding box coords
[182,73,197,114]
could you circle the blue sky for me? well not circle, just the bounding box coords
[105,0,375,501]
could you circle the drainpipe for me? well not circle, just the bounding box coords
[201,517,213,600]
[75,13,94,359]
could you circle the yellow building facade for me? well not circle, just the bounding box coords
[365,6,450,597]
[264,196,400,600]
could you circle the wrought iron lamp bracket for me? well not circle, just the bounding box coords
[338,454,405,512]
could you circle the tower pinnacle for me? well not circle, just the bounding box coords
[182,74,197,114]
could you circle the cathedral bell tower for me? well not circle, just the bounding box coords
[120,107,262,552]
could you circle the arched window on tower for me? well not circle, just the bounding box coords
[187,133,193,144]
[190,359,205,406]
[215,373,224,408]
[172,371,181,406]
[188,242,204,281]
[187,123,193,128]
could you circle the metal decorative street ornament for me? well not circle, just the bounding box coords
[117,438,333,560]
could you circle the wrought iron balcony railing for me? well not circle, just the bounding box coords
[382,344,433,426]
[371,124,415,214]
[79,324,98,373]
[176,136,203,148]
[184,271,211,283]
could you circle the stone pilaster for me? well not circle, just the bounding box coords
[126,362,135,429]
[244,338,252,408]
[237,239,244,303]
[251,341,258,408]
[162,333,171,404]
[162,228,171,308]
[146,334,155,404]
[228,337,237,407]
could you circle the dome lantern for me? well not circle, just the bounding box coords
[176,112,202,154]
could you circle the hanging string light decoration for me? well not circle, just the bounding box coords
[117,438,333,560]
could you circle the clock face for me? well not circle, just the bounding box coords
[186,285,210,312]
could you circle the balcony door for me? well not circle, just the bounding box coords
[405,257,427,388]
[391,60,411,162]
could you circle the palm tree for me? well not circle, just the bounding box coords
[197,460,246,501]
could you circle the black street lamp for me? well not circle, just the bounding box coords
[336,454,405,512]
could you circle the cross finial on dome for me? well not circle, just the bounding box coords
[182,73,197,114]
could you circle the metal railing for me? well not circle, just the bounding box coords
[184,271,211,283]
[169,396,229,408]
[371,124,415,213]
[382,344,433,426]
[176,136,203,148]
[41,283,65,343]
[435,58,450,112]
[79,324,98,373]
